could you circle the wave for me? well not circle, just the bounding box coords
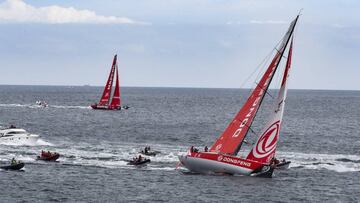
[0,143,181,171]
[276,151,360,173]
[1,141,359,173]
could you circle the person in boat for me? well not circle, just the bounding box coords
[9,124,16,129]
[136,155,143,163]
[42,151,51,157]
[11,157,17,165]
[144,147,149,154]
[190,146,194,153]
[204,146,208,152]
[270,157,280,165]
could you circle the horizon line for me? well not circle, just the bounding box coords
[0,84,359,92]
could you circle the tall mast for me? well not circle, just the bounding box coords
[234,15,299,154]
[209,15,299,155]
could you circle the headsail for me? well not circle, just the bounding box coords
[109,63,121,108]
[98,55,117,106]
[246,39,294,164]
[210,16,299,155]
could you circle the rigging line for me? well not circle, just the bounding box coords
[239,35,284,90]
[244,34,288,96]
[244,49,276,97]
[274,54,283,98]
[237,119,260,139]
[255,82,275,99]
[238,50,272,90]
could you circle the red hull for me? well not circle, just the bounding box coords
[91,104,121,110]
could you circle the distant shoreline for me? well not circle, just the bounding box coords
[0,84,358,91]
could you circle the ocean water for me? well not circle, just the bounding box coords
[0,85,359,202]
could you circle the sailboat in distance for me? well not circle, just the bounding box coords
[178,15,299,177]
[91,55,129,110]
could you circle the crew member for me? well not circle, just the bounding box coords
[11,157,17,165]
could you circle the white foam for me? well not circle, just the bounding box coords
[1,140,358,173]
[147,166,176,171]
[276,151,360,173]
[51,105,90,109]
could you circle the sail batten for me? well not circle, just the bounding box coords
[210,15,299,155]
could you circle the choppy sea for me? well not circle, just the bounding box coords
[0,85,359,202]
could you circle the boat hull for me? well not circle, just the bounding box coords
[0,162,25,170]
[178,152,269,176]
[139,151,160,157]
[275,161,291,170]
[0,134,39,144]
[127,159,150,166]
[37,153,60,162]
[91,104,129,110]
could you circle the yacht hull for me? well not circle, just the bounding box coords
[91,104,129,110]
[0,134,39,144]
[178,152,270,176]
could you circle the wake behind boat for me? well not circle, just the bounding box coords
[0,125,39,144]
[178,14,300,178]
[91,55,129,110]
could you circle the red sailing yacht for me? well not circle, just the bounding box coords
[91,55,128,110]
[178,15,299,177]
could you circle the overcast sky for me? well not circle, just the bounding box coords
[0,0,359,90]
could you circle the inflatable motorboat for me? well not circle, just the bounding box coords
[37,151,60,162]
[275,161,291,170]
[36,101,48,107]
[0,162,25,170]
[127,159,150,166]
[140,146,160,157]
[139,150,160,157]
